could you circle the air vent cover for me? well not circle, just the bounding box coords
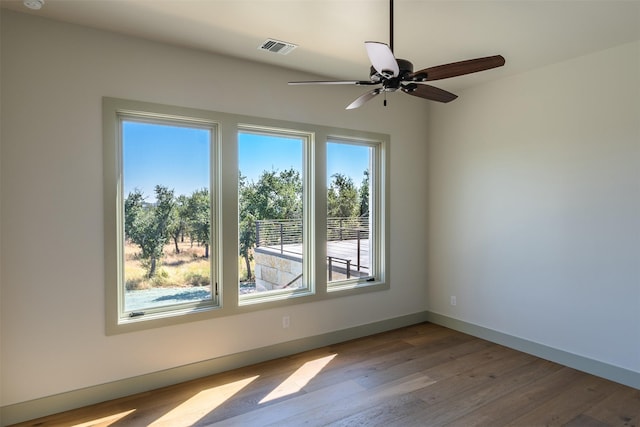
[259,39,298,55]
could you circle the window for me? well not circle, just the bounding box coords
[104,97,388,334]
[327,139,383,289]
[121,119,216,314]
[104,98,220,333]
[238,127,313,303]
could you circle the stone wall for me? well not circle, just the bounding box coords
[254,248,303,291]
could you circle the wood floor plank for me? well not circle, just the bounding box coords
[202,380,365,426]
[396,352,551,425]
[418,340,521,382]
[301,329,477,393]
[351,337,494,389]
[328,393,431,427]
[442,364,585,426]
[583,386,640,426]
[270,372,437,426]
[10,323,639,427]
[347,335,486,383]
[508,372,622,426]
[563,414,610,427]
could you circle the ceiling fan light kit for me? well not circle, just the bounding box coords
[289,0,505,109]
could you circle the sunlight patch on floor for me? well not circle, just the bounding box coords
[259,354,337,404]
[73,409,137,426]
[149,375,259,426]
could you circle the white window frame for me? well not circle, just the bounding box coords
[326,137,386,292]
[104,98,221,334]
[237,125,315,305]
[104,97,389,335]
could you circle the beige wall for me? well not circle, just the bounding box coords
[427,41,640,373]
[0,11,430,406]
[3,6,638,415]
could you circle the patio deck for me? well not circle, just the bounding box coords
[256,238,370,278]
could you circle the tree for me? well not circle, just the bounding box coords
[238,168,303,281]
[186,188,211,258]
[168,194,189,253]
[124,185,175,278]
[327,173,358,218]
[252,168,302,220]
[359,169,370,217]
[238,172,256,281]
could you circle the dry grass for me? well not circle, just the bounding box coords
[125,241,211,290]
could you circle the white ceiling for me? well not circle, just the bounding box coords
[2,0,640,93]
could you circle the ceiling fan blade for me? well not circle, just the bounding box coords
[402,84,458,103]
[408,55,505,81]
[288,80,377,86]
[365,41,399,78]
[346,89,382,110]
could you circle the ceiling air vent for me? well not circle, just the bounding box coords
[259,39,298,55]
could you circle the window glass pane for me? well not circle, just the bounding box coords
[238,131,305,296]
[122,120,213,312]
[327,141,372,283]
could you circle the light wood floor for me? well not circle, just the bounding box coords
[12,323,640,426]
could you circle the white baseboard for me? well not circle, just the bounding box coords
[426,311,640,390]
[0,311,429,426]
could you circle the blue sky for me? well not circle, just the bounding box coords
[239,133,370,185]
[123,121,210,200]
[238,132,302,183]
[326,142,371,186]
[123,121,370,201]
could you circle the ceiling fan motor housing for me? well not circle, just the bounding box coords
[370,58,415,91]
[369,58,414,81]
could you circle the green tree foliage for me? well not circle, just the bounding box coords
[238,169,302,281]
[238,172,256,281]
[168,194,189,254]
[186,188,211,259]
[359,169,370,217]
[123,166,367,283]
[253,168,302,219]
[327,173,358,218]
[124,185,175,278]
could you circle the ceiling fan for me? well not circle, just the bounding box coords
[288,0,505,109]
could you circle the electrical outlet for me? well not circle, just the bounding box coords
[282,315,290,329]
[450,296,457,306]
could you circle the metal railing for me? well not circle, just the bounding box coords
[327,216,369,241]
[255,216,369,279]
[255,218,303,254]
[328,256,354,281]
[255,216,369,248]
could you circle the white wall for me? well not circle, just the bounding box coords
[427,41,640,374]
[0,11,429,407]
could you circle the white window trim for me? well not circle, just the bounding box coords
[104,97,389,335]
[237,125,315,305]
[104,99,222,334]
[117,113,220,319]
[325,137,387,292]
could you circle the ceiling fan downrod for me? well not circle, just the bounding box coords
[389,0,394,53]
[384,0,394,107]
